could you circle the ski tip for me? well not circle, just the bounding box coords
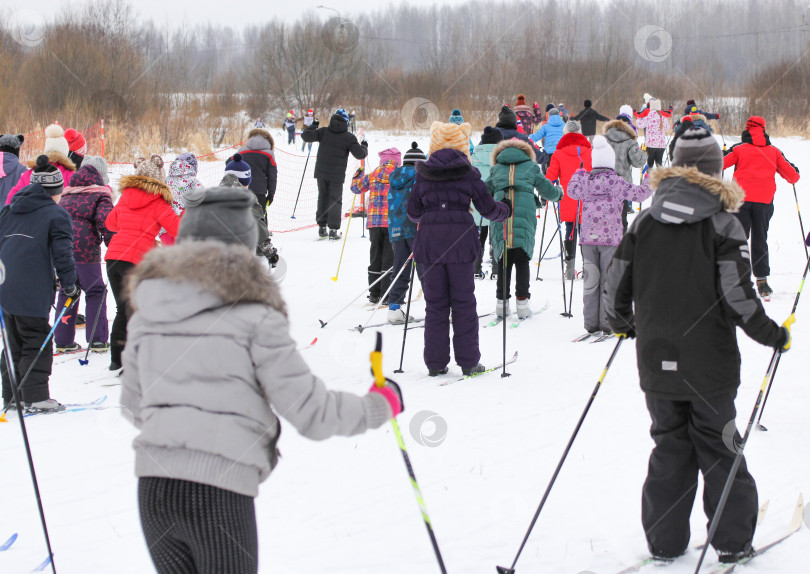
[0,532,17,551]
[310,337,318,345]
[33,554,53,571]
[789,493,804,531]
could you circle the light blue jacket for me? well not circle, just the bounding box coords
[529,115,565,154]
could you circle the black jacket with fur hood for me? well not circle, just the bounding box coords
[605,166,787,400]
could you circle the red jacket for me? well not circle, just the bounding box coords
[723,139,799,204]
[546,133,592,222]
[105,175,181,264]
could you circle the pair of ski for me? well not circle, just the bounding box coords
[437,352,518,386]
[572,331,615,343]
[0,533,52,572]
[13,395,109,418]
[614,493,804,574]
[485,303,550,329]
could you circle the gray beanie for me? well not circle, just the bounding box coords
[673,127,723,176]
[548,107,561,117]
[563,120,582,134]
[81,155,109,185]
[178,186,259,249]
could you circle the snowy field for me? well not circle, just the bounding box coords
[1,132,809,574]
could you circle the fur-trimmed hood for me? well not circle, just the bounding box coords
[118,174,173,204]
[245,128,274,151]
[127,241,286,320]
[491,138,536,165]
[603,119,637,141]
[648,166,745,224]
[26,151,76,172]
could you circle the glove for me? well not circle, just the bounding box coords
[715,112,721,119]
[500,197,512,217]
[779,314,795,352]
[361,140,368,147]
[63,284,80,299]
[369,380,403,418]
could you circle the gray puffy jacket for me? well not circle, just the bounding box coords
[603,120,647,183]
[121,241,392,497]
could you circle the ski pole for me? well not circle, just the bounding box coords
[1,296,75,420]
[553,203,570,317]
[290,145,312,219]
[501,217,510,378]
[330,192,357,282]
[496,337,625,574]
[756,255,810,431]
[0,291,58,574]
[370,333,447,574]
[357,255,413,333]
[792,184,809,261]
[318,267,393,328]
[394,260,417,373]
[718,118,726,151]
[565,202,581,318]
[535,202,549,281]
[79,286,108,366]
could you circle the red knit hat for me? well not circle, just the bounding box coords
[64,128,86,153]
[746,116,766,130]
[516,94,526,106]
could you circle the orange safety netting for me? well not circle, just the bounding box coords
[19,121,104,164]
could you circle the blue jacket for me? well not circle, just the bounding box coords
[388,165,418,242]
[0,183,77,318]
[0,153,26,206]
[529,115,565,154]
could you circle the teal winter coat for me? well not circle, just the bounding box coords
[470,143,498,226]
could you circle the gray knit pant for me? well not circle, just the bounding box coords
[582,244,617,332]
[138,477,258,574]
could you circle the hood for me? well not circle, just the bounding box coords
[471,143,496,165]
[243,133,274,153]
[390,165,417,188]
[555,133,592,152]
[62,184,112,197]
[25,151,76,172]
[648,166,745,224]
[8,183,56,214]
[417,148,473,181]
[741,129,770,147]
[118,174,173,208]
[491,139,535,165]
[128,241,286,322]
[603,119,637,141]
[219,173,245,188]
[2,152,23,170]
[168,158,197,178]
[328,114,349,133]
[545,114,565,127]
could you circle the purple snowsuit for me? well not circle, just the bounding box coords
[407,149,509,371]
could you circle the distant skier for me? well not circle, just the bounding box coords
[254,117,265,128]
[635,98,671,169]
[572,100,610,143]
[529,107,565,172]
[349,111,357,133]
[283,111,297,145]
[301,109,316,152]
[514,94,538,133]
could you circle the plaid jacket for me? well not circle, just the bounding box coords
[351,160,398,228]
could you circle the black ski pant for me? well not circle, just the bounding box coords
[734,201,774,279]
[315,178,344,231]
[495,247,531,300]
[646,147,665,168]
[106,259,136,366]
[139,477,258,574]
[389,237,423,306]
[1,314,53,405]
[475,226,489,274]
[642,392,757,558]
[368,227,394,300]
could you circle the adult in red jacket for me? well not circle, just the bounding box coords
[723,116,800,298]
[545,122,592,279]
[105,155,180,371]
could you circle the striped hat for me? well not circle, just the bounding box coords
[429,121,472,159]
[673,127,723,176]
[402,142,426,165]
[449,109,464,125]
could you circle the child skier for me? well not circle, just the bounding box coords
[604,116,647,230]
[352,148,400,306]
[122,185,402,574]
[0,156,78,413]
[387,143,427,323]
[301,109,316,152]
[486,139,562,319]
[471,127,504,278]
[635,98,671,169]
[723,116,800,299]
[567,135,652,335]
[283,112,296,145]
[604,127,794,565]
[529,107,565,171]
[408,121,510,376]
[161,153,203,245]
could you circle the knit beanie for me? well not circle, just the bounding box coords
[672,127,723,176]
[548,107,561,117]
[516,94,526,106]
[563,120,582,134]
[0,134,24,156]
[429,121,472,158]
[43,124,69,157]
[686,99,696,107]
[650,98,662,112]
[69,165,105,188]
[619,104,634,118]
[402,142,427,165]
[224,153,252,186]
[30,155,64,195]
[584,100,592,108]
[479,126,503,145]
[496,105,518,130]
[590,135,616,169]
[81,156,109,185]
[545,103,555,112]
[178,187,258,249]
[64,129,86,154]
[134,154,165,182]
[335,108,350,126]
[378,147,402,167]
[176,152,198,175]
[449,109,464,125]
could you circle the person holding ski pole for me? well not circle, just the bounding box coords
[604,126,794,566]
[723,116,800,300]
[121,186,402,574]
[0,156,79,413]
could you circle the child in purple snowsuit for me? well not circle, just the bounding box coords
[407,122,510,376]
[568,135,652,334]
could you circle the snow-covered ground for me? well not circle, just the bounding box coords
[1,133,808,574]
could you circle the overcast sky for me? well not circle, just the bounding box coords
[8,0,473,28]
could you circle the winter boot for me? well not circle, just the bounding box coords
[56,342,82,353]
[565,258,575,281]
[329,229,342,241]
[462,363,486,376]
[24,399,65,414]
[258,238,279,266]
[318,225,327,238]
[387,305,414,325]
[516,297,532,320]
[109,361,123,372]
[89,341,110,353]
[756,278,772,300]
[718,548,756,564]
[76,314,86,328]
[496,298,511,317]
[428,367,449,377]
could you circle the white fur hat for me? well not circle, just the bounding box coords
[43,123,69,157]
[619,104,634,118]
